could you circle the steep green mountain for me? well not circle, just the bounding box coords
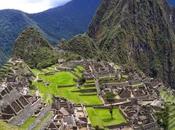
[13,27,57,69]
[0,0,100,57]
[59,34,97,58]
[61,0,175,88]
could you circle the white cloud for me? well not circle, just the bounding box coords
[0,0,72,13]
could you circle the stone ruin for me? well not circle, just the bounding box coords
[44,97,90,130]
[120,101,160,130]
[0,82,43,125]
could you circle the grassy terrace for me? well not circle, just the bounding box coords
[87,108,127,129]
[19,116,36,130]
[0,121,20,130]
[32,67,102,105]
[160,89,175,130]
[0,62,13,78]
[32,65,127,129]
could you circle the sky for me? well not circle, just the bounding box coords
[169,0,175,5]
[0,0,72,13]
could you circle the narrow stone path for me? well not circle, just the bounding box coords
[28,105,51,130]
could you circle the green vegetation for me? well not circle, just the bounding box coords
[59,34,98,58]
[159,89,175,130]
[32,68,43,75]
[13,27,58,69]
[0,121,20,130]
[0,62,13,79]
[166,105,175,130]
[73,65,85,78]
[160,89,175,103]
[32,67,102,105]
[40,71,76,85]
[87,108,127,129]
[104,92,116,103]
[19,116,36,130]
[0,0,101,65]
[31,65,129,129]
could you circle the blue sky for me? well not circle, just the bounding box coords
[169,0,175,5]
[0,0,72,13]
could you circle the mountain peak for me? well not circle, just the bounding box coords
[87,0,175,88]
[13,27,57,69]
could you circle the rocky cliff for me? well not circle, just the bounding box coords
[87,0,175,88]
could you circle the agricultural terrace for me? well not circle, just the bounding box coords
[32,66,102,105]
[87,107,127,129]
[32,65,127,128]
[160,89,175,130]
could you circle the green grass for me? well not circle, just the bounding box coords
[55,85,102,105]
[160,89,175,130]
[40,71,76,85]
[87,108,127,128]
[33,69,102,105]
[19,116,36,130]
[28,66,128,129]
[85,79,95,83]
[32,65,56,75]
[72,65,85,78]
[0,121,20,130]
[42,65,57,73]
[167,104,175,130]
[32,69,43,75]
[160,89,175,103]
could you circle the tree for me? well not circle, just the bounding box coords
[105,92,115,119]
[77,77,86,87]
[105,92,116,103]
[109,105,114,119]
[95,125,100,130]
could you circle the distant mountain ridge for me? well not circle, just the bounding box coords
[0,9,39,54]
[0,0,100,56]
[30,0,101,44]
